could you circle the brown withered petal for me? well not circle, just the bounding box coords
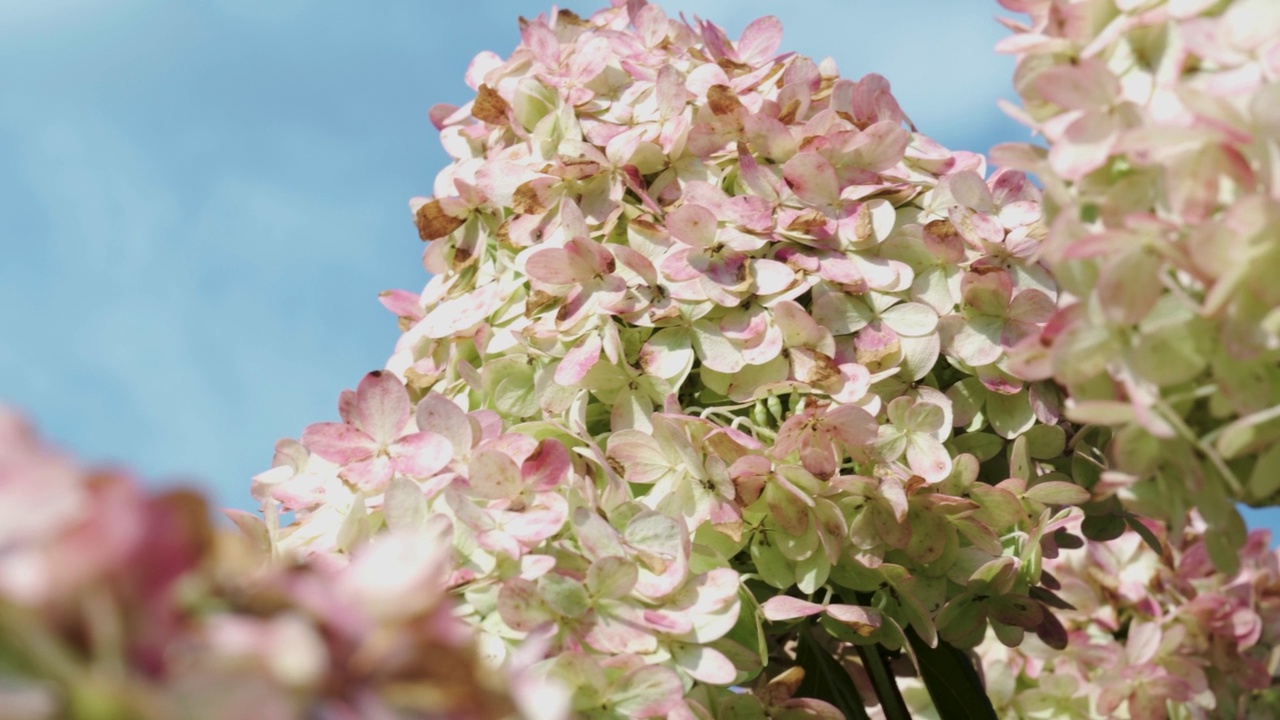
[790,347,841,388]
[414,199,466,241]
[471,84,510,125]
[512,182,548,215]
[524,289,559,318]
[758,666,806,706]
[707,84,745,117]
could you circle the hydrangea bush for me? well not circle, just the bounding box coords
[3,1,1279,718]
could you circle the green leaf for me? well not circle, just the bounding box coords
[1080,513,1126,542]
[794,626,872,720]
[906,629,998,720]
[1123,515,1163,555]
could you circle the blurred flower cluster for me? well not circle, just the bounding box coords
[903,517,1280,719]
[0,407,542,720]
[992,0,1280,568]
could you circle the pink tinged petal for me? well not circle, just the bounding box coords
[641,327,695,380]
[519,20,560,68]
[846,121,911,172]
[949,206,1004,248]
[300,423,377,464]
[1049,110,1119,181]
[585,608,659,655]
[607,434,670,484]
[783,152,840,206]
[568,36,610,84]
[389,432,452,478]
[526,247,594,285]
[751,259,796,296]
[642,609,694,635]
[555,333,603,386]
[761,596,826,621]
[377,289,422,320]
[498,578,554,632]
[418,283,503,339]
[1096,684,1129,716]
[906,434,952,483]
[825,605,882,636]
[1128,686,1168,720]
[735,15,783,65]
[468,449,523,500]
[611,666,684,719]
[1126,620,1163,665]
[415,393,473,457]
[744,114,798,162]
[675,645,737,685]
[522,439,571,491]
[774,300,828,350]
[1097,248,1163,325]
[1006,288,1055,325]
[826,405,878,447]
[341,455,394,492]
[962,270,1014,317]
[503,503,568,545]
[692,320,746,374]
[587,556,638,599]
[1033,58,1119,111]
[879,477,909,522]
[353,371,412,444]
[940,315,1004,367]
[665,204,719,248]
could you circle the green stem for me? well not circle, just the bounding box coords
[857,641,911,720]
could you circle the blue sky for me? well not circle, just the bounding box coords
[2,0,1276,534]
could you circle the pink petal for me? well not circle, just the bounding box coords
[555,332,603,386]
[735,15,783,66]
[468,449,523,500]
[415,392,473,457]
[522,438,572,491]
[674,645,737,685]
[568,36,610,84]
[906,434,952,483]
[1033,58,1119,111]
[526,247,594,285]
[826,404,879,447]
[341,455,394,492]
[300,422,376,464]
[760,596,825,621]
[611,666,684,719]
[783,151,840,206]
[353,371,412,445]
[1049,110,1119,181]
[389,431,453,479]
[665,204,719,248]
[846,120,910,172]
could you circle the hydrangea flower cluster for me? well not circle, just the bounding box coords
[7,1,1280,718]
[902,517,1280,719]
[250,2,1118,716]
[992,0,1280,568]
[0,407,543,720]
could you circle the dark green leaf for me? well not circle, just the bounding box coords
[1080,514,1126,542]
[905,629,998,720]
[795,626,872,720]
[1123,515,1163,555]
